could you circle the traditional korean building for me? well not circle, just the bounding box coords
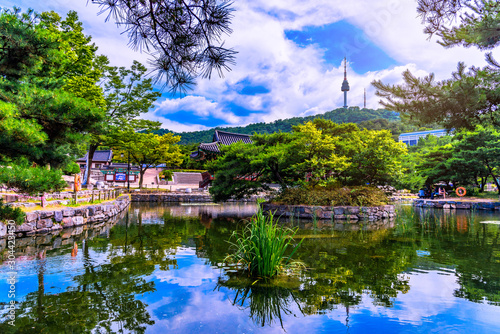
[76,150,113,170]
[190,130,253,161]
[190,130,253,188]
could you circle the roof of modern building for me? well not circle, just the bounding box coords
[399,129,448,137]
[77,150,113,162]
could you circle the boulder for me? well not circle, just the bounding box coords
[25,212,38,223]
[62,209,75,217]
[37,218,53,229]
[54,210,63,222]
[0,222,6,238]
[15,223,34,233]
[40,211,54,219]
[72,216,84,226]
[62,217,74,227]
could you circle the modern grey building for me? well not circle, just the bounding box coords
[398,129,449,146]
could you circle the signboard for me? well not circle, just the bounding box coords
[105,174,114,182]
[115,173,127,182]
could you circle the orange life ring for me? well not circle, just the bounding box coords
[74,174,82,192]
[456,187,466,197]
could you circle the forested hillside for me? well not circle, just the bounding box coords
[155,107,422,144]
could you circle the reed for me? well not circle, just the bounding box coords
[226,207,303,279]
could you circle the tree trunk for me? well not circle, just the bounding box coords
[86,144,98,186]
[139,167,146,189]
[480,176,486,192]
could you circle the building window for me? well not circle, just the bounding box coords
[95,164,101,169]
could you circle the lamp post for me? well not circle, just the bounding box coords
[121,151,131,192]
[127,151,130,191]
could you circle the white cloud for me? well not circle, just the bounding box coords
[9,0,497,132]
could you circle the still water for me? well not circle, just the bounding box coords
[1,202,500,333]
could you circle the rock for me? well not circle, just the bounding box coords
[40,211,54,219]
[346,207,360,214]
[25,212,38,223]
[72,216,84,226]
[62,209,75,217]
[16,223,34,233]
[0,222,6,238]
[54,210,63,222]
[37,218,53,229]
[333,207,345,215]
[62,217,74,227]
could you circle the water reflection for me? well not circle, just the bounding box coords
[1,203,499,333]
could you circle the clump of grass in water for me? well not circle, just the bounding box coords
[225,207,303,279]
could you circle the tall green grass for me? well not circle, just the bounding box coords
[226,207,303,279]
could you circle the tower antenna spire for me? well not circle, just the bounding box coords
[341,57,350,109]
[364,88,366,109]
[344,56,347,79]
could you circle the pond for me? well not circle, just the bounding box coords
[1,202,500,333]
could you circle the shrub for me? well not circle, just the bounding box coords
[225,207,303,279]
[0,199,25,225]
[273,186,388,206]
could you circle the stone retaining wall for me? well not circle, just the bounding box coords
[131,193,261,203]
[414,199,500,210]
[262,203,395,221]
[0,212,125,257]
[0,195,130,238]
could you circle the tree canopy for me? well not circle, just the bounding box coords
[0,8,106,194]
[372,0,500,130]
[110,130,183,188]
[208,120,407,202]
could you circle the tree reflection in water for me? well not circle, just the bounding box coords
[1,203,500,333]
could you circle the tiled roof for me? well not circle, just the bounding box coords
[192,131,253,157]
[77,150,113,162]
[214,130,253,146]
[199,142,222,153]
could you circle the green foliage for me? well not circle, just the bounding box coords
[395,125,500,193]
[225,208,303,279]
[110,130,183,188]
[0,162,67,195]
[159,169,173,181]
[0,198,25,224]
[209,120,407,201]
[417,0,500,49]
[155,108,400,145]
[62,161,81,175]
[374,1,500,130]
[0,8,106,194]
[274,186,388,206]
[91,0,236,94]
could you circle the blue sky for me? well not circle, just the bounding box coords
[3,0,497,132]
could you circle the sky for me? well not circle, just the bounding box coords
[4,0,499,133]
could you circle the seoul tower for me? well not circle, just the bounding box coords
[341,57,350,109]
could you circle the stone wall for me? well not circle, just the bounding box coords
[131,193,260,203]
[262,203,395,221]
[414,199,500,210]
[0,211,125,257]
[0,195,130,238]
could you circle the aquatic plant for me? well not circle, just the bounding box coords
[226,207,303,279]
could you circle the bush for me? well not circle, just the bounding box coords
[225,207,303,279]
[0,199,25,225]
[273,186,388,206]
[62,162,81,175]
[0,162,67,195]
[159,170,174,181]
